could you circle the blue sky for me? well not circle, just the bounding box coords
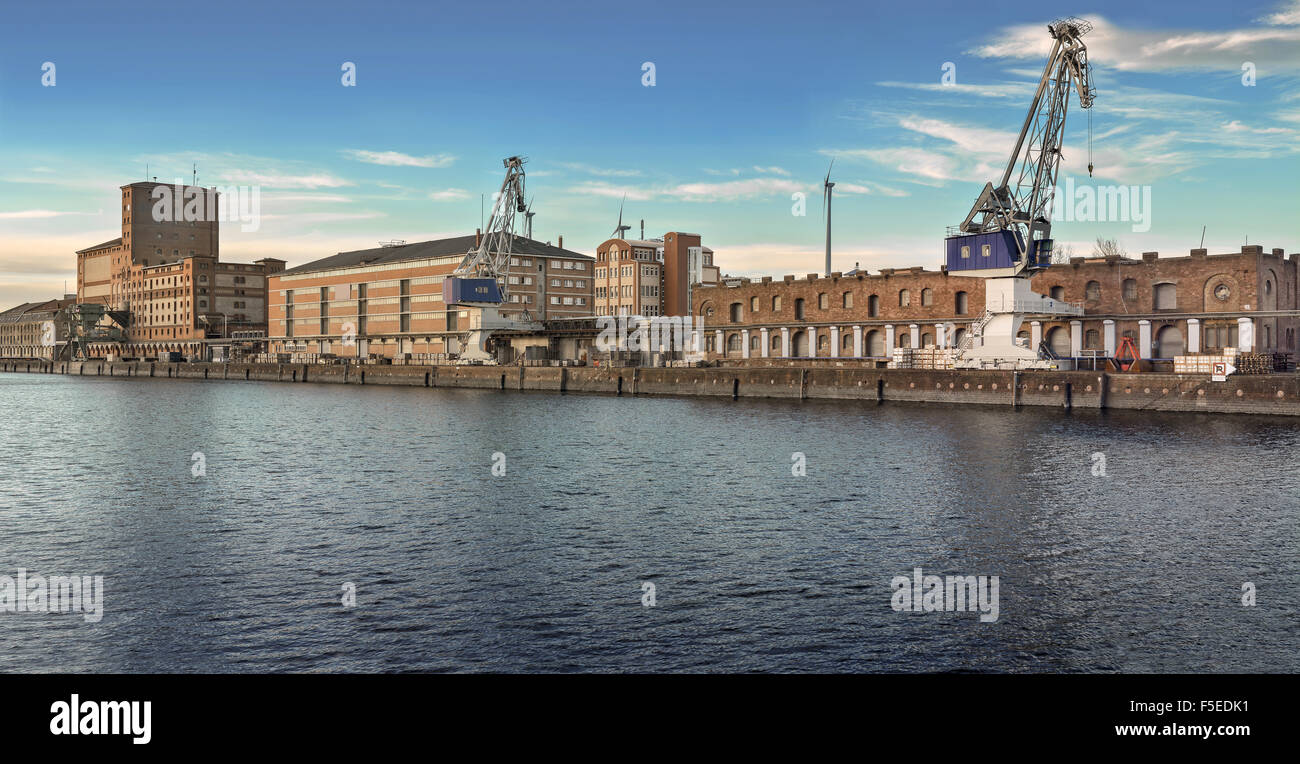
[1,0,1298,305]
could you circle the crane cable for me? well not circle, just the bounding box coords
[1087,109,1094,177]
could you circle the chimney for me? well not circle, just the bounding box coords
[475,228,481,248]
[558,235,563,249]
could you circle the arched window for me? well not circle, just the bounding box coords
[1085,329,1100,349]
[750,334,760,351]
[841,332,852,350]
[1122,278,1137,301]
[898,332,911,348]
[955,291,968,315]
[865,329,884,356]
[1050,285,1065,301]
[817,333,829,351]
[842,292,853,309]
[1085,281,1101,302]
[794,298,805,320]
[727,333,742,352]
[770,334,780,351]
[818,293,828,310]
[750,296,759,312]
[920,288,933,306]
[868,295,879,317]
[1153,283,1177,310]
[899,289,911,307]
[921,332,933,347]
[772,295,781,312]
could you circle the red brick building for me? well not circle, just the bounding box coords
[694,245,1298,362]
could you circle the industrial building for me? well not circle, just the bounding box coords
[694,245,1298,363]
[266,233,594,360]
[0,297,75,360]
[74,181,284,358]
[593,232,720,317]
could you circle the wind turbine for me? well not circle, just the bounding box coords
[524,197,535,239]
[612,194,631,239]
[822,159,835,277]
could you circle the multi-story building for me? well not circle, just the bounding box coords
[593,232,720,317]
[266,233,594,359]
[74,181,284,358]
[0,297,75,359]
[694,245,1299,362]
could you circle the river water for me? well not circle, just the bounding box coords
[1,372,1296,673]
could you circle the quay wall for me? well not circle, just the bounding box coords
[2,360,1298,417]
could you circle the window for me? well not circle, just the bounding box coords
[961,246,970,259]
[981,244,991,258]
[842,333,852,350]
[868,295,879,317]
[955,291,968,315]
[772,296,782,312]
[727,334,742,352]
[770,334,780,351]
[920,288,933,307]
[1050,286,1065,301]
[1153,282,1177,310]
[750,335,760,351]
[794,298,805,320]
[818,293,828,310]
[1085,281,1101,302]
[899,289,910,307]
[751,296,759,312]
[1122,278,1137,301]
[842,292,853,309]
[1085,329,1100,349]
[729,303,742,322]
[817,334,829,351]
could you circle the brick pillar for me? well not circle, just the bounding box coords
[741,329,750,359]
[1103,319,1116,355]
[1138,319,1152,358]
[1186,318,1200,353]
[1070,320,1082,357]
[781,327,790,358]
[760,327,769,358]
[1237,317,1254,352]
[830,326,840,358]
[853,325,863,357]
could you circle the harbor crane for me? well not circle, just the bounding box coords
[444,156,541,362]
[948,17,1096,369]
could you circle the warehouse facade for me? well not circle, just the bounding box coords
[694,245,1298,361]
[267,234,594,359]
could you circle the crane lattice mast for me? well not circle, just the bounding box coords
[454,156,528,305]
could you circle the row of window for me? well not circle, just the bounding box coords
[723,291,970,321]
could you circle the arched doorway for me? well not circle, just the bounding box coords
[792,330,809,357]
[1046,326,1071,357]
[865,329,884,357]
[1154,325,1184,358]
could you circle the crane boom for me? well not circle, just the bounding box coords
[453,156,528,305]
[955,17,1095,274]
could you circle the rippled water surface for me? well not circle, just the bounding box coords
[1,372,1297,672]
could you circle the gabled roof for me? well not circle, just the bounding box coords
[281,233,592,276]
[76,237,123,254]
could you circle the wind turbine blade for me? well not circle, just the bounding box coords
[824,158,834,185]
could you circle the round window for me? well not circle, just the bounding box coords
[1214,284,1231,301]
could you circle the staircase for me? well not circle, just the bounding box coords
[958,309,995,351]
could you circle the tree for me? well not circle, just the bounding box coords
[1051,242,1076,264]
[1092,237,1126,258]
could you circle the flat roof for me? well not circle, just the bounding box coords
[281,233,593,276]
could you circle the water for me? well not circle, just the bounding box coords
[1,372,1296,673]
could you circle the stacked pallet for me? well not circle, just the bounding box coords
[1172,354,1219,374]
[889,347,958,370]
[1235,352,1274,375]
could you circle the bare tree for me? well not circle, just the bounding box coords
[1051,242,1076,264]
[1092,236,1126,258]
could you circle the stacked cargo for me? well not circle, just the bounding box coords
[1173,347,1239,375]
[1235,352,1275,375]
[888,347,958,370]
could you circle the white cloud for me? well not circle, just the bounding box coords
[429,188,471,201]
[220,170,351,189]
[343,150,456,168]
[876,81,1036,99]
[0,209,96,220]
[565,181,655,201]
[556,162,641,177]
[668,178,808,201]
[753,165,791,176]
[1262,0,1300,26]
[970,15,1300,73]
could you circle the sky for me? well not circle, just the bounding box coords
[1,0,1298,306]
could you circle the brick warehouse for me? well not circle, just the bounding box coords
[74,181,285,359]
[693,245,1298,362]
[267,234,594,360]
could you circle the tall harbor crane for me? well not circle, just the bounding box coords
[443,156,540,362]
[948,17,1096,368]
